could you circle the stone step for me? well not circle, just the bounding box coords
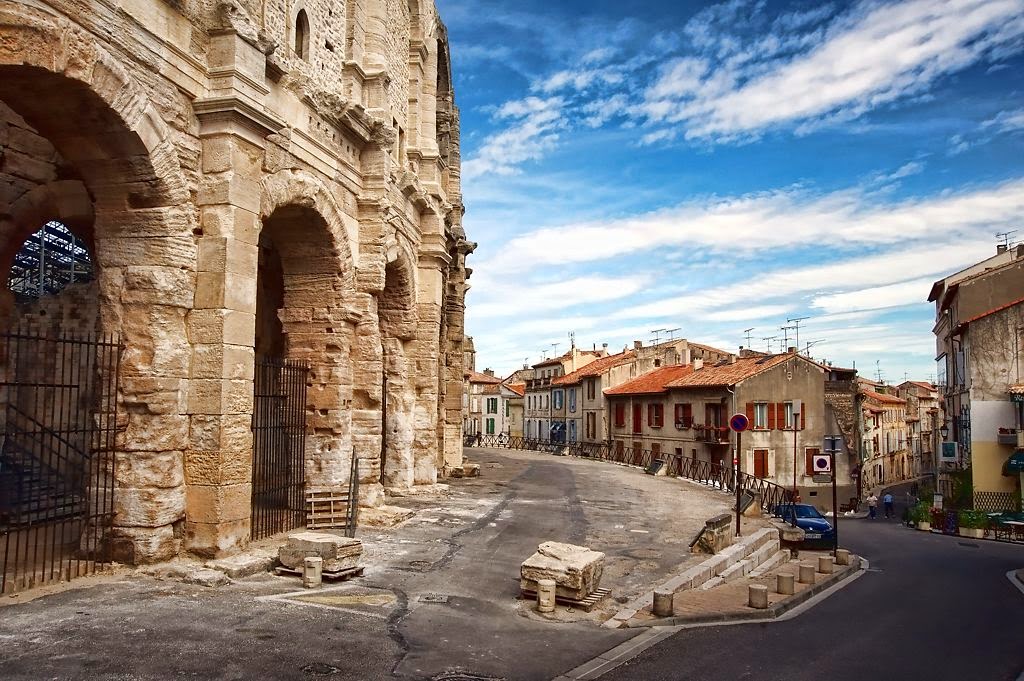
[748,550,791,578]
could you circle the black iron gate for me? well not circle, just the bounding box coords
[251,357,309,541]
[1,330,120,593]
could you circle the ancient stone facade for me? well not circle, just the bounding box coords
[0,0,471,562]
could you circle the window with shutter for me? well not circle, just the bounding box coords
[767,402,776,430]
[754,449,769,478]
[614,403,625,427]
[632,404,642,434]
[805,447,820,476]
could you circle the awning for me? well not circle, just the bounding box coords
[1006,450,1024,474]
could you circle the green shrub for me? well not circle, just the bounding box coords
[958,509,988,529]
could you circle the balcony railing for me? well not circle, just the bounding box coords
[695,424,729,444]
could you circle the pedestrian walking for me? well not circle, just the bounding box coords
[883,492,894,519]
[866,493,879,519]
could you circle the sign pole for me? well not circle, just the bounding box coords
[831,439,839,555]
[728,412,749,538]
[735,429,742,537]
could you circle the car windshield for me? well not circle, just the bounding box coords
[782,505,822,519]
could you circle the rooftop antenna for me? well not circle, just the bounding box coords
[665,327,681,342]
[569,331,576,349]
[650,328,666,345]
[780,325,795,347]
[762,335,778,353]
[876,360,884,384]
[997,230,1018,249]
[803,339,825,356]
[550,342,560,357]
[743,328,754,348]
[787,316,810,350]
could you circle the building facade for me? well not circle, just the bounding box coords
[0,0,470,567]
[463,370,502,437]
[523,348,601,441]
[930,245,1024,509]
[860,389,910,490]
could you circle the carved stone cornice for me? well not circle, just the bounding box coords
[193,96,285,140]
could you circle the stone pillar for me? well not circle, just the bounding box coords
[186,30,279,557]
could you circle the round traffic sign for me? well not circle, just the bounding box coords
[729,413,749,432]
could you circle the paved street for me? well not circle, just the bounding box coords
[604,513,1024,681]
[0,448,734,681]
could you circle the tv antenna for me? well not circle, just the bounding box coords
[780,325,795,348]
[997,230,1018,249]
[665,327,681,342]
[875,360,884,384]
[568,331,576,349]
[650,328,666,345]
[550,342,560,357]
[786,316,810,350]
[762,335,778,353]
[803,339,825,356]
[743,328,754,348]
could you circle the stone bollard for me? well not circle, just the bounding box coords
[798,562,816,585]
[303,556,323,589]
[653,590,673,617]
[776,572,795,595]
[817,555,834,575]
[748,584,769,609]
[537,579,556,613]
[835,549,851,566]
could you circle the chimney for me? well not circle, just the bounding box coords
[997,244,1008,254]
[728,353,737,364]
[694,358,704,371]
[483,368,494,377]
[602,342,608,350]
[788,346,797,354]
[634,340,643,349]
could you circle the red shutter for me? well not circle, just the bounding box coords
[683,403,692,427]
[806,448,820,476]
[647,404,653,427]
[615,403,624,427]
[767,403,776,430]
[745,402,754,425]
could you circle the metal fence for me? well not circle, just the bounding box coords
[1,330,121,593]
[251,357,309,541]
[464,434,794,513]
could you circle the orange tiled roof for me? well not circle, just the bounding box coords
[465,370,502,384]
[604,364,695,396]
[666,353,794,388]
[862,389,907,405]
[688,341,731,356]
[504,382,526,396]
[552,351,635,385]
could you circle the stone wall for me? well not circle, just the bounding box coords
[0,0,469,563]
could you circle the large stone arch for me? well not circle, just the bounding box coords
[0,5,197,563]
[257,169,359,492]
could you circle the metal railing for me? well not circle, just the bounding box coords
[464,434,794,513]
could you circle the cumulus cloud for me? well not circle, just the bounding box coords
[462,97,567,179]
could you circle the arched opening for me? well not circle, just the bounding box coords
[250,203,354,539]
[5,221,94,304]
[294,9,310,60]
[435,40,453,162]
[0,50,188,587]
[378,257,417,490]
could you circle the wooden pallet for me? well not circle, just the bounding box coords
[519,586,611,612]
[275,565,365,582]
[305,488,354,531]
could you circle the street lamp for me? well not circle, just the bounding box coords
[791,400,801,528]
[940,423,949,439]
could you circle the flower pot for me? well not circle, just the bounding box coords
[961,528,984,539]
[917,521,931,531]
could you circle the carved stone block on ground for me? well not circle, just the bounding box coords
[278,531,363,573]
[520,541,605,601]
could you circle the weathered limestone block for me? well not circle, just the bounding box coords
[278,532,363,573]
[520,541,605,601]
[692,513,734,555]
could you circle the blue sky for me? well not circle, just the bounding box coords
[437,0,1024,382]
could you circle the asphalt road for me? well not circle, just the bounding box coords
[603,514,1024,681]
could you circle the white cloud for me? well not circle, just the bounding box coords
[462,98,567,179]
[643,0,1024,140]
[470,274,651,318]
[474,178,1024,273]
[704,305,794,322]
[983,107,1024,133]
[810,277,938,314]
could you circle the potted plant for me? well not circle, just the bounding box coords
[958,509,987,539]
[929,507,944,531]
[913,502,932,531]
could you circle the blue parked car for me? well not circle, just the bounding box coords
[775,503,835,545]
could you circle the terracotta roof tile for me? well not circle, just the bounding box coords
[552,351,636,385]
[532,349,602,368]
[481,384,501,395]
[687,341,731,356]
[862,389,907,405]
[604,364,695,396]
[505,383,526,396]
[465,370,502,384]
[665,353,794,388]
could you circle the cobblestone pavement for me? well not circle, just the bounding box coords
[0,447,744,681]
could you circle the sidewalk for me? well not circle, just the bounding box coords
[621,548,862,628]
